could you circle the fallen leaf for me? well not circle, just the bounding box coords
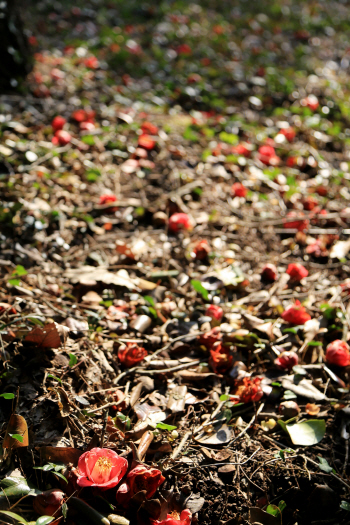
[3,415,29,448]
[24,323,61,349]
[286,419,326,446]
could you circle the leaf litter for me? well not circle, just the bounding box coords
[2,1,350,525]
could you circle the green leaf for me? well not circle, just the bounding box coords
[156,423,177,431]
[8,433,24,443]
[12,265,28,277]
[52,471,68,483]
[278,500,287,512]
[69,354,77,367]
[35,517,54,525]
[82,135,96,146]
[8,278,20,286]
[340,500,350,511]
[220,394,230,401]
[283,390,297,400]
[318,456,333,473]
[0,393,15,399]
[286,420,326,446]
[144,295,156,307]
[0,476,41,500]
[307,341,322,347]
[47,374,62,384]
[62,503,68,520]
[190,280,209,300]
[266,504,281,518]
[0,510,28,524]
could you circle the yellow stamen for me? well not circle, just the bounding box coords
[96,456,112,470]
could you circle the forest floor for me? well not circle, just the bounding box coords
[2,1,350,524]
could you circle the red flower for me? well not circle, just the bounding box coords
[52,116,66,131]
[151,510,192,525]
[138,134,156,150]
[235,377,263,404]
[286,263,308,281]
[99,194,118,212]
[232,143,251,157]
[141,122,158,135]
[280,127,296,142]
[326,340,350,367]
[274,351,298,370]
[72,109,87,122]
[209,342,233,374]
[301,95,319,111]
[33,489,65,516]
[283,211,309,232]
[76,448,127,489]
[258,145,280,166]
[53,130,71,146]
[303,196,318,211]
[116,463,165,507]
[84,56,99,69]
[177,44,192,55]
[198,327,221,349]
[261,264,278,282]
[231,182,247,198]
[193,239,210,260]
[118,343,148,367]
[205,304,224,324]
[281,300,311,325]
[168,213,192,234]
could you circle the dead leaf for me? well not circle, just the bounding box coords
[195,423,234,445]
[249,507,280,525]
[281,376,327,402]
[305,403,320,416]
[39,446,82,466]
[3,414,29,448]
[167,385,187,413]
[24,323,61,348]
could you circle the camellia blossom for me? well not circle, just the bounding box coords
[141,121,158,135]
[198,327,222,349]
[325,340,350,367]
[281,300,311,325]
[99,194,118,212]
[206,304,223,321]
[286,263,309,281]
[258,144,280,166]
[138,134,156,150]
[76,448,127,489]
[33,489,65,516]
[116,463,165,507]
[303,196,318,211]
[301,95,319,111]
[168,213,192,234]
[151,510,192,525]
[234,376,263,404]
[274,351,298,370]
[280,127,296,142]
[209,342,233,374]
[51,116,66,131]
[84,56,99,69]
[283,211,309,232]
[231,182,247,198]
[232,143,251,157]
[52,130,71,146]
[261,264,278,282]
[193,239,210,260]
[118,343,148,368]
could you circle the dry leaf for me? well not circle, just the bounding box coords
[3,414,29,448]
[24,323,61,348]
[305,403,320,416]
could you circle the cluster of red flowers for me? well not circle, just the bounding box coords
[233,376,264,404]
[32,448,192,525]
[51,109,96,145]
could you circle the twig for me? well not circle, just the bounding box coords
[171,430,191,460]
[100,410,108,447]
[225,402,265,447]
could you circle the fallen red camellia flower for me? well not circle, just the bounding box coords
[193,239,210,260]
[168,213,192,234]
[261,264,278,282]
[84,56,99,69]
[206,304,224,323]
[283,211,309,232]
[302,94,319,111]
[198,327,222,349]
[232,143,251,157]
[209,342,233,374]
[141,121,158,135]
[231,182,247,198]
[52,116,66,131]
[274,351,298,370]
[138,134,156,150]
[118,342,148,367]
[280,127,296,142]
[151,510,192,525]
[116,462,165,506]
[52,130,71,146]
[325,340,350,367]
[303,196,318,211]
[33,489,65,516]
[235,376,263,404]
[258,144,280,166]
[76,447,128,489]
[286,263,308,281]
[99,194,118,212]
[281,300,311,325]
